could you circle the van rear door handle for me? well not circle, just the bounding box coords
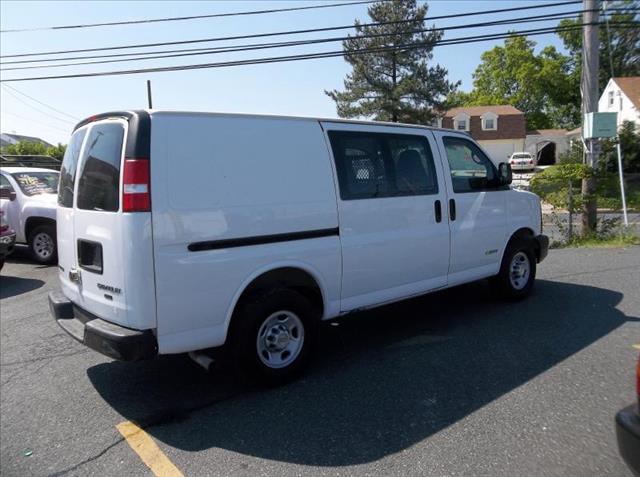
[434,200,442,223]
[449,199,456,221]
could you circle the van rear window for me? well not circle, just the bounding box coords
[77,122,125,212]
[58,128,87,208]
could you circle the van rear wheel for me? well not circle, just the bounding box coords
[492,239,536,301]
[230,288,318,387]
[29,224,57,265]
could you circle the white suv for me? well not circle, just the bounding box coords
[50,110,548,386]
[0,167,59,264]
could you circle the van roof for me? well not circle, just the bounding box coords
[149,109,449,131]
[78,109,457,134]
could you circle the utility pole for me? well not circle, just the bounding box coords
[581,0,600,234]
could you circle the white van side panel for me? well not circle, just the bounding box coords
[507,189,542,237]
[150,113,341,353]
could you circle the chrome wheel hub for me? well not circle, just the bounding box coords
[509,251,530,290]
[33,232,54,259]
[257,311,304,369]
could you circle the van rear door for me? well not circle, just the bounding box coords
[58,112,156,332]
[57,126,88,303]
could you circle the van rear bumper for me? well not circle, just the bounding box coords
[49,291,157,361]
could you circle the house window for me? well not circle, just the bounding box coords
[452,113,470,132]
[480,112,498,131]
[608,91,614,107]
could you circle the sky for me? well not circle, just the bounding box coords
[0,0,569,145]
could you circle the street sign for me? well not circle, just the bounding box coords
[583,112,617,138]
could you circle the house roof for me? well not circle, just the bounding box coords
[0,133,53,149]
[444,105,523,117]
[527,128,568,136]
[613,77,640,109]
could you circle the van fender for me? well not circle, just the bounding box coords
[498,227,536,267]
[221,260,333,343]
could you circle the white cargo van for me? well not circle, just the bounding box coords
[50,110,548,385]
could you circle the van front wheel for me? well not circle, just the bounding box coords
[230,288,318,387]
[492,239,536,301]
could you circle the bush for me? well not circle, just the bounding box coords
[530,163,592,212]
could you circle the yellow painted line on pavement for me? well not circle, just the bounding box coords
[116,421,184,477]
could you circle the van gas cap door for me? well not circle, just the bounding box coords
[68,268,82,284]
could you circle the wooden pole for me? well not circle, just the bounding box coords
[581,0,600,234]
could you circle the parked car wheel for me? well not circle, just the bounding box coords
[29,224,57,264]
[0,258,4,271]
[492,238,536,301]
[229,288,319,386]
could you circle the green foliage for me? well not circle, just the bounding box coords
[530,163,593,212]
[4,141,47,156]
[532,159,640,213]
[560,228,640,248]
[2,140,67,161]
[451,1,638,130]
[599,121,640,173]
[326,0,458,123]
[451,36,578,129]
[556,0,640,94]
[45,143,67,161]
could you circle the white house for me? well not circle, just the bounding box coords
[598,77,640,128]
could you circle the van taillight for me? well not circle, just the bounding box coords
[122,158,150,212]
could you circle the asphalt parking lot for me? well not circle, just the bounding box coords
[1,245,639,477]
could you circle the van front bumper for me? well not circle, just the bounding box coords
[49,291,157,361]
[535,234,549,262]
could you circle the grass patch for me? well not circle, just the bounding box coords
[554,232,640,249]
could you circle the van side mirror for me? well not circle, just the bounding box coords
[498,162,512,186]
[0,186,16,201]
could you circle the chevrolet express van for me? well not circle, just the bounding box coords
[50,110,548,385]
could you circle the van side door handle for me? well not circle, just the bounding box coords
[434,200,442,223]
[449,199,456,221]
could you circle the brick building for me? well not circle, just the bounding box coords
[439,105,526,162]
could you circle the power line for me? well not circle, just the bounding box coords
[1,110,71,133]
[0,84,80,120]
[0,1,581,59]
[0,84,76,125]
[0,1,378,34]
[0,9,595,72]
[3,22,635,83]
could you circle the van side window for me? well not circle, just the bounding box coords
[328,131,438,200]
[58,128,87,208]
[77,123,124,212]
[442,136,498,193]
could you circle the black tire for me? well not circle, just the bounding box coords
[0,258,4,271]
[229,288,319,387]
[492,238,537,301]
[28,224,57,265]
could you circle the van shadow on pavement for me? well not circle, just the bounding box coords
[87,279,636,466]
[0,275,45,299]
